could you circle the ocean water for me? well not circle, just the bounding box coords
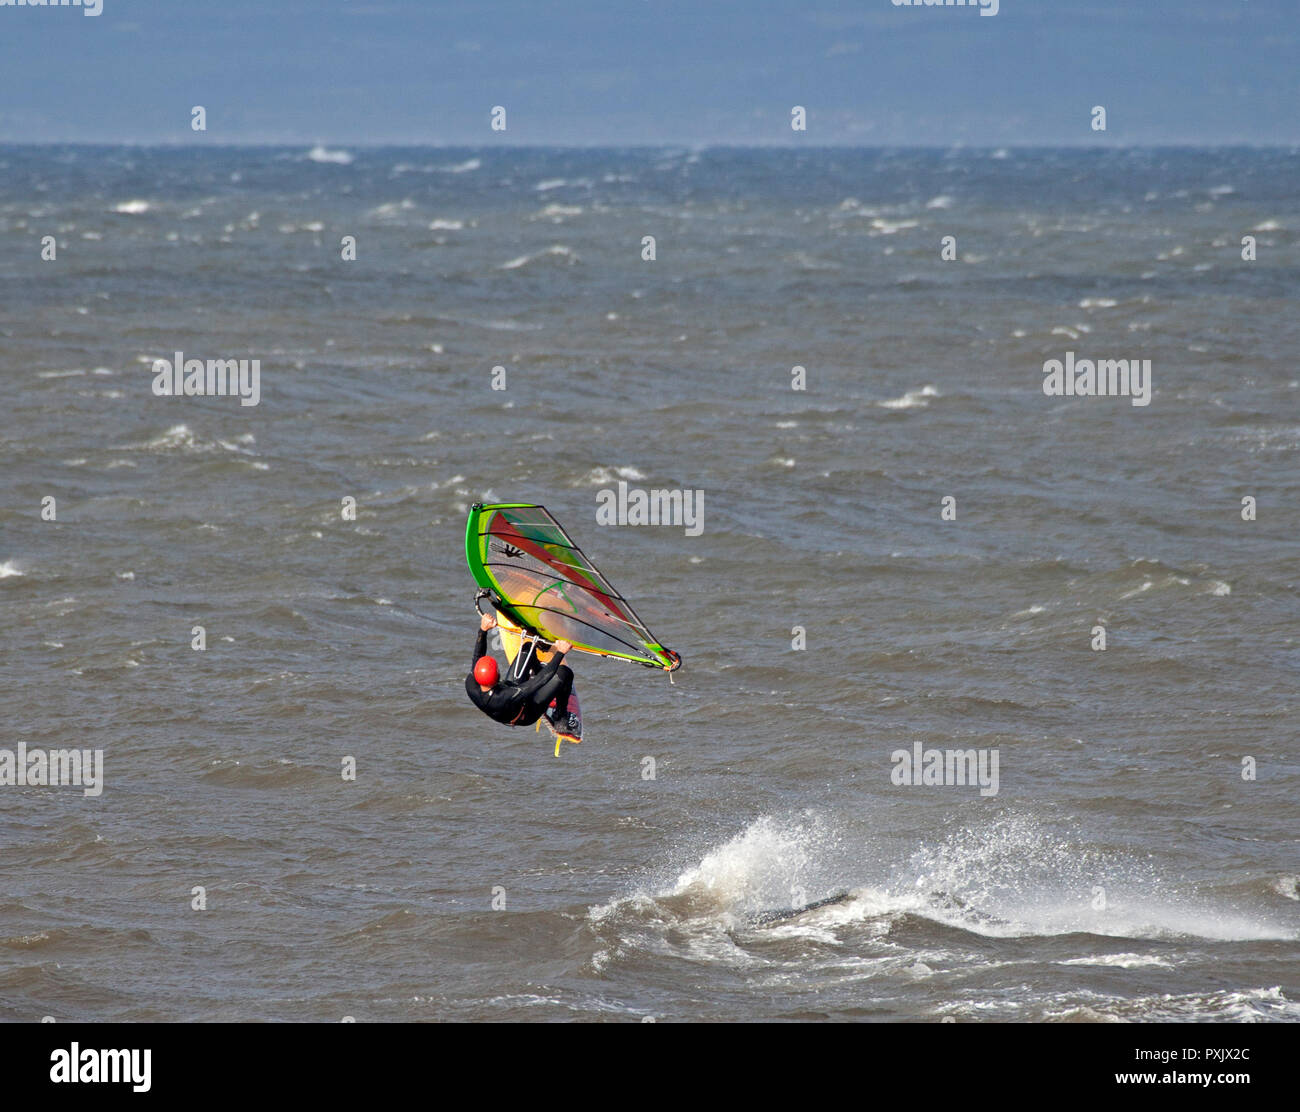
[1,145,1297,1021]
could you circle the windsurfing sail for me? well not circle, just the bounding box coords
[465,503,680,671]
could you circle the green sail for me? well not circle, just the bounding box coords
[465,503,678,670]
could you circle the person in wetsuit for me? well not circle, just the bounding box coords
[466,611,579,734]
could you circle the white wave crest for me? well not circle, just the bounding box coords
[878,385,939,410]
[307,145,354,165]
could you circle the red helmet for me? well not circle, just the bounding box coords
[473,656,499,686]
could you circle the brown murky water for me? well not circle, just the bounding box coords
[1,147,1297,1020]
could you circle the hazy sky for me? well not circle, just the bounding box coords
[1,0,1295,146]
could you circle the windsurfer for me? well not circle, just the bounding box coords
[466,612,580,734]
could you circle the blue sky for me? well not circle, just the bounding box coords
[1,0,1295,145]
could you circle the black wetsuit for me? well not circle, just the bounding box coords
[465,628,573,727]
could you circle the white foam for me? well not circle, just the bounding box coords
[869,217,919,235]
[1272,876,1299,901]
[124,425,257,456]
[902,812,1299,942]
[588,809,1299,982]
[307,144,354,165]
[1057,953,1174,969]
[878,384,939,410]
[132,423,197,451]
[535,203,583,219]
[368,199,415,219]
[499,244,579,269]
[584,465,646,485]
[667,814,828,912]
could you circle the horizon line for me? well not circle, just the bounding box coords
[2,141,1297,152]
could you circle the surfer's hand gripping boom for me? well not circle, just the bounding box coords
[480,613,497,632]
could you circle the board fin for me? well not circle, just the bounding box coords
[552,733,581,757]
[537,715,581,757]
